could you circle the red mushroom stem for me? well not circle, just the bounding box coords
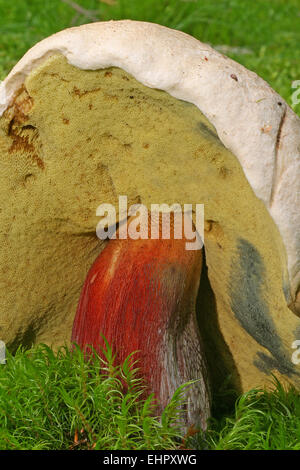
[71,213,210,428]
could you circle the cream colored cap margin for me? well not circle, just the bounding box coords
[0,20,299,300]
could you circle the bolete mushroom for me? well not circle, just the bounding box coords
[0,21,299,425]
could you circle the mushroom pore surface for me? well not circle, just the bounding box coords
[0,54,299,392]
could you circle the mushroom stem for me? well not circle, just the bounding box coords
[71,214,210,428]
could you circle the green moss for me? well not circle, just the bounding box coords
[0,341,186,450]
[1,343,299,450]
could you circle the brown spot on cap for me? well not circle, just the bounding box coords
[261,125,272,134]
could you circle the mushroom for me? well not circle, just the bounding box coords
[0,21,299,423]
